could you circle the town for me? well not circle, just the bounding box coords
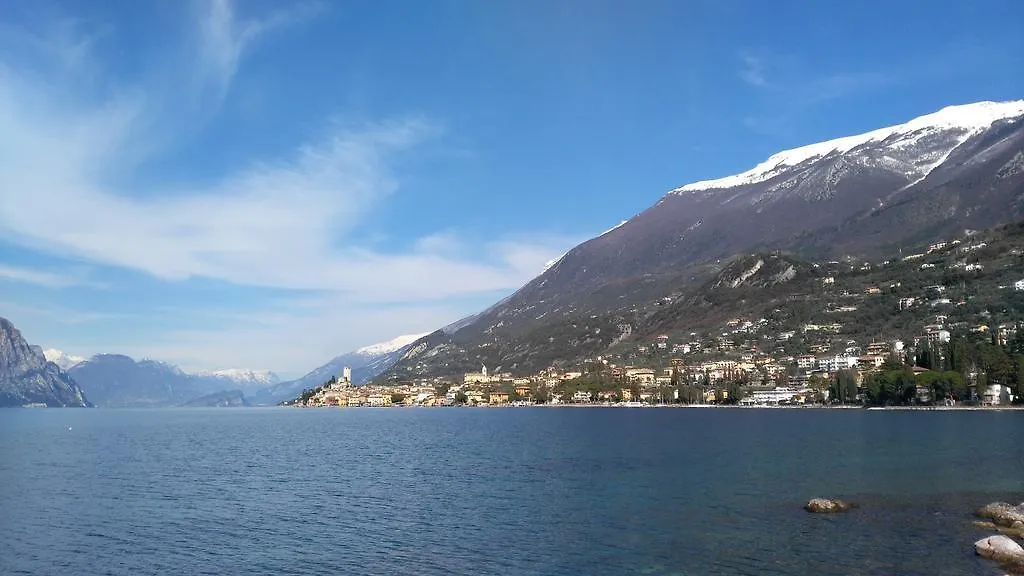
[287,227,1024,410]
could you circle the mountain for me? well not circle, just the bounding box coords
[0,318,90,407]
[250,333,429,405]
[381,100,1024,380]
[67,355,272,408]
[180,389,249,408]
[43,348,85,371]
[192,368,279,387]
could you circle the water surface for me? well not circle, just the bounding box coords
[2,407,1022,575]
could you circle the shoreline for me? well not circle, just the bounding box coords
[283,402,1024,411]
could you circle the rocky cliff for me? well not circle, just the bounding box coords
[0,317,90,407]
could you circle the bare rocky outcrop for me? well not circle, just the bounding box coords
[0,317,90,407]
[804,498,856,514]
[977,502,1024,528]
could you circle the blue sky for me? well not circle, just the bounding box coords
[2,0,1022,377]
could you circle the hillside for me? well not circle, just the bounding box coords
[381,101,1024,381]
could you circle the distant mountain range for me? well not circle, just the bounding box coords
[0,318,90,407]
[24,332,425,407]
[249,333,428,405]
[379,100,1024,380]
[62,354,280,408]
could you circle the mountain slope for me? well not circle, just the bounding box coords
[180,389,249,408]
[250,333,428,404]
[0,318,90,407]
[382,100,1024,380]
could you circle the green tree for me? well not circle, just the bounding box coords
[832,369,858,404]
[808,374,829,404]
[390,392,406,404]
[454,391,468,404]
[725,380,745,405]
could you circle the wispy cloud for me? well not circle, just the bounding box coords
[0,264,104,289]
[193,0,320,108]
[0,1,580,372]
[738,53,767,88]
[736,49,897,138]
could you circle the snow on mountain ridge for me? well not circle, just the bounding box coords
[196,368,280,386]
[43,348,85,371]
[673,100,1024,193]
[355,333,430,356]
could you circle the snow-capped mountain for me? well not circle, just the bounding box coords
[381,100,1024,380]
[673,101,1024,194]
[251,333,430,404]
[194,368,280,387]
[43,348,86,371]
[353,333,429,356]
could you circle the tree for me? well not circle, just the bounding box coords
[832,369,858,404]
[435,381,452,397]
[808,374,829,404]
[454,391,468,404]
[390,392,406,405]
[725,380,745,405]
[534,385,550,404]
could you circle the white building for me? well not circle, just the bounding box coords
[740,387,803,406]
[1015,279,1024,291]
[981,384,1014,406]
[818,355,858,373]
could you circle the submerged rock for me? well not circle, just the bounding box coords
[977,503,1024,527]
[804,498,855,514]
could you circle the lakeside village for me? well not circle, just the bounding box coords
[288,233,1024,409]
[288,323,1024,410]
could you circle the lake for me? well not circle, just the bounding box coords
[1,407,1022,575]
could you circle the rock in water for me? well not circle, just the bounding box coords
[975,535,1024,566]
[977,502,1024,527]
[804,498,855,513]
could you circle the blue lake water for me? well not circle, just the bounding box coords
[2,407,1023,575]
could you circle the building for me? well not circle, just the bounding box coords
[367,394,389,407]
[514,385,531,398]
[464,364,493,384]
[1016,279,1024,291]
[796,355,817,370]
[981,384,1014,406]
[818,355,858,373]
[739,387,802,406]
[489,391,509,405]
[625,368,656,385]
[571,390,592,403]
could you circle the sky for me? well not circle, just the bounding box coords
[2,0,1023,378]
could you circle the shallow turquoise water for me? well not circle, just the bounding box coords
[1,407,1022,575]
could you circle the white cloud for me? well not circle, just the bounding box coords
[0,2,576,304]
[0,1,585,373]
